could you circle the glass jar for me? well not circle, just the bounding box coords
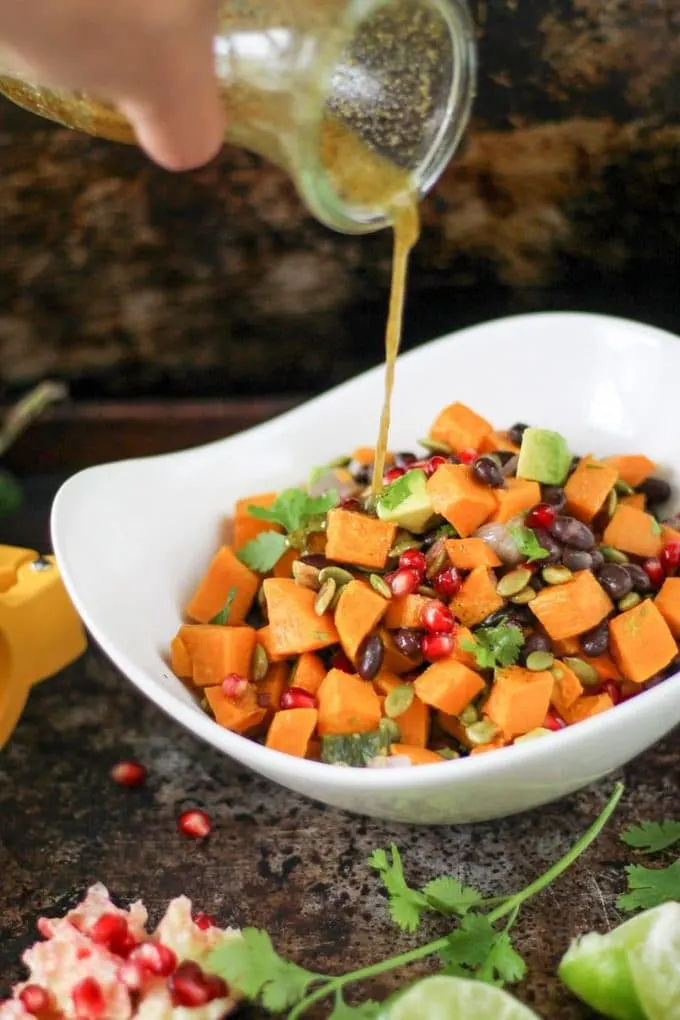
[0,0,476,234]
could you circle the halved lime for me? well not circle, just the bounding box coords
[381,975,541,1020]
[627,901,680,1020]
[559,903,677,1020]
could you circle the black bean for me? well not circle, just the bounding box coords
[507,422,529,446]
[531,528,563,565]
[550,515,595,550]
[300,554,330,569]
[637,476,672,506]
[394,452,418,469]
[357,634,385,681]
[580,621,610,658]
[420,532,440,552]
[481,605,532,629]
[541,486,567,512]
[590,548,605,572]
[562,548,592,572]
[392,628,422,659]
[472,455,505,488]
[567,456,581,477]
[522,631,551,662]
[596,564,634,601]
[349,461,371,485]
[624,563,653,593]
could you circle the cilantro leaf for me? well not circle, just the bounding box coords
[248,488,338,533]
[329,996,381,1019]
[237,532,289,573]
[439,915,525,988]
[508,525,549,562]
[461,625,524,671]
[423,876,482,916]
[368,844,429,933]
[620,820,680,854]
[207,928,317,1011]
[210,587,237,625]
[617,861,680,912]
[476,932,527,987]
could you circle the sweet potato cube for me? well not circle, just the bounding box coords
[489,478,541,525]
[655,578,680,638]
[662,524,680,546]
[564,455,619,523]
[351,446,394,467]
[450,566,504,628]
[291,651,327,695]
[603,505,663,559]
[384,593,433,630]
[262,578,339,656]
[549,660,584,719]
[436,711,468,744]
[324,508,397,569]
[445,538,501,571]
[372,672,430,746]
[335,580,389,662]
[257,662,289,719]
[530,570,613,640]
[317,669,382,735]
[272,549,299,579]
[479,430,520,455]
[255,626,291,663]
[234,492,283,551]
[484,666,553,739]
[179,624,257,688]
[452,626,478,670]
[414,659,485,715]
[469,737,506,756]
[205,683,266,734]
[429,401,492,454]
[610,599,677,683]
[170,634,192,678]
[562,693,614,725]
[621,494,646,510]
[390,744,443,765]
[588,654,622,681]
[426,465,496,537]
[186,545,259,625]
[552,636,581,657]
[266,708,318,758]
[604,454,656,488]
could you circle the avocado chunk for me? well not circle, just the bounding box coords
[376,468,434,533]
[516,427,572,486]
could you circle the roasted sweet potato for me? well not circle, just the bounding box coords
[655,578,680,638]
[564,456,619,523]
[602,505,663,559]
[479,431,520,455]
[490,478,541,525]
[205,684,266,734]
[335,580,389,662]
[426,464,496,537]
[290,652,327,695]
[561,693,614,725]
[450,566,504,628]
[549,660,584,719]
[530,570,613,640]
[170,633,192,678]
[384,593,433,630]
[317,669,382,735]
[262,578,339,656]
[484,666,553,739]
[429,402,492,454]
[445,538,501,571]
[325,509,397,569]
[609,599,677,683]
[266,708,318,757]
[373,672,430,746]
[414,659,485,715]
[604,454,656,488]
[179,624,257,688]
[257,662,289,720]
[186,546,259,625]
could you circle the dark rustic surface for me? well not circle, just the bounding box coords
[1,476,680,1017]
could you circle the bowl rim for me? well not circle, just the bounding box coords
[52,309,680,791]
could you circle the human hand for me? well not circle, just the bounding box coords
[0,0,224,171]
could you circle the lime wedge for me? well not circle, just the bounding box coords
[559,904,676,1020]
[381,975,541,1020]
[627,902,680,1020]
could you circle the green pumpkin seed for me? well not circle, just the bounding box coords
[526,650,555,671]
[379,717,401,743]
[459,704,479,725]
[615,479,635,496]
[465,719,498,746]
[389,538,423,559]
[618,592,642,612]
[385,684,415,719]
[510,585,537,604]
[292,560,321,591]
[550,665,565,681]
[515,727,551,744]
[541,565,573,586]
[437,748,460,760]
[607,488,618,518]
[496,567,532,598]
[419,437,452,454]
[369,573,392,599]
[600,545,629,564]
[252,644,269,683]
[563,656,600,687]
[418,584,438,598]
[328,455,351,469]
[425,547,448,580]
[318,565,354,588]
[314,578,337,616]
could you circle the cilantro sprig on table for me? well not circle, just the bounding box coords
[461,624,524,671]
[237,488,338,573]
[207,784,623,1019]
[617,820,680,912]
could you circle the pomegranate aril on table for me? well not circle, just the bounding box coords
[177,809,212,839]
[166,399,680,766]
[110,761,146,788]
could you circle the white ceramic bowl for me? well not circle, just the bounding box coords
[52,311,680,825]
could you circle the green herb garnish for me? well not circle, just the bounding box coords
[238,488,339,572]
[377,470,425,513]
[621,820,680,855]
[508,526,550,563]
[617,860,680,913]
[461,625,524,671]
[238,532,289,573]
[210,587,237,625]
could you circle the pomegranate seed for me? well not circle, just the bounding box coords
[422,600,455,634]
[76,948,92,960]
[89,913,129,956]
[422,455,447,477]
[193,912,215,930]
[110,761,146,788]
[177,809,212,839]
[280,687,318,710]
[37,918,52,939]
[119,959,147,991]
[603,681,621,706]
[19,986,50,1015]
[387,568,421,598]
[459,448,478,465]
[661,541,680,575]
[383,467,405,484]
[129,941,177,976]
[643,557,665,588]
[221,674,249,698]
[525,503,557,530]
[432,566,462,599]
[543,710,566,732]
[398,549,427,576]
[331,650,353,673]
[168,961,214,1007]
[205,974,229,998]
[72,978,104,1020]
[421,632,455,661]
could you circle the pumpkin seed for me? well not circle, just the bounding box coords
[465,719,498,746]
[526,650,555,671]
[330,587,343,610]
[252,644,269,683]
[417,584,438,598]
[318,565,354,588]
[418,437,452,454]
[389,537,423,558]
[542,565,573,586]
[369,573,392,599]
[459,704,478,725]
[379,717,401,743]
[497,567,532,597]
[600,545,629,564]
[509,585,537,604]
[314,578,337,616]
[501,454,519,477]
[618,592,642,611]
[615,479,635,496]
[425,546,448,579]
[515,727,551,744]
[563,656,600,687]
[292,560,321,591]
[385,684,415,719]
[437,748,460,760]
[550,665,565,681]
[607,488,618,518]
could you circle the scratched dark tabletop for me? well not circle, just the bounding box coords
[1,475,679,1016]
